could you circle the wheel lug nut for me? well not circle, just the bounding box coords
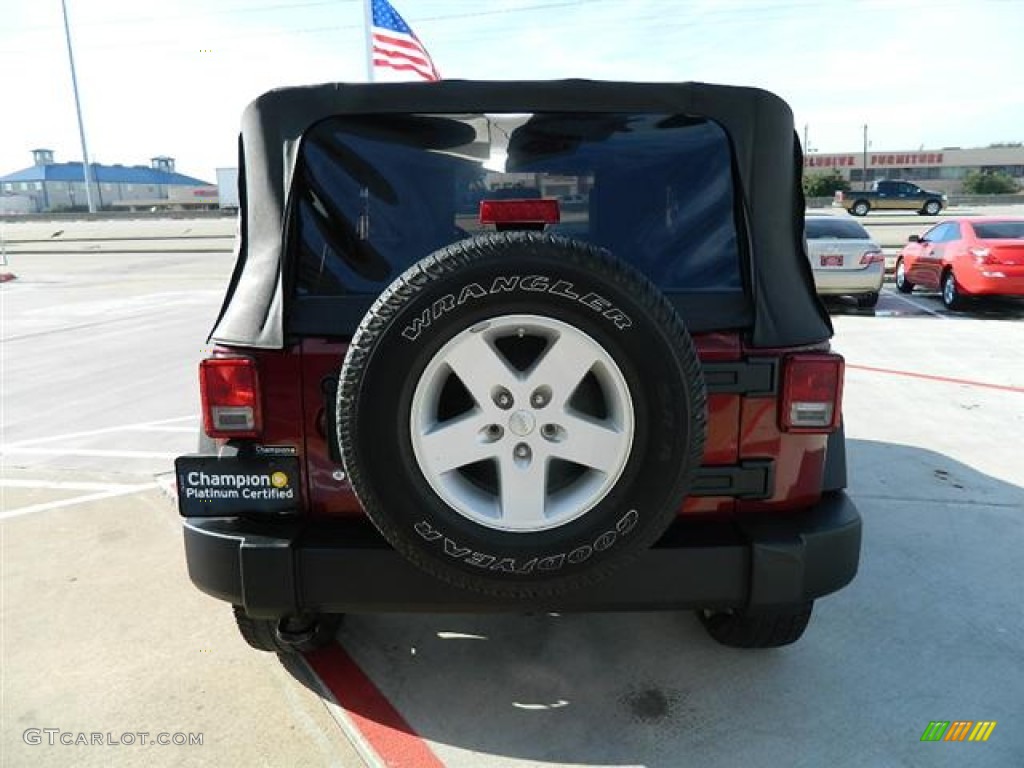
[530,385,551,409]
[515,443,530,458]
[540,424,565,442]
[492,387,514,409]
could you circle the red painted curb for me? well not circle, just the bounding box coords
[847,363,1024,394]
[305,645,445,768]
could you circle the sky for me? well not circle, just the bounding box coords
[1,0,1022,183]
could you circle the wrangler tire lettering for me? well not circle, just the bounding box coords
[401,274,634,341]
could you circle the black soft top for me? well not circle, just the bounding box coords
[210,79,830,349]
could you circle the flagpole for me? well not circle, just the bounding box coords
[362,0,374,81]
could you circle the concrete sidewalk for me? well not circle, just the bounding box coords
[0,471,364,767]
[0,218,234,255]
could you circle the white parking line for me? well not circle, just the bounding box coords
[0,483,159,521]
[0,479,153,491]
[2,416,195,450]
[130,426,197,433]
[1,448,179,459]
[887,291,947,319]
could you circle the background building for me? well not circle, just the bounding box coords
[804,144,1024,194]
[0,149,216,213]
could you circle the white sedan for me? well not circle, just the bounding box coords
[805,214,885,308]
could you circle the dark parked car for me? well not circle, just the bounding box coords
[176,80,860,653]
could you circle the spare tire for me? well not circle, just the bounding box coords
[337,232,706,597]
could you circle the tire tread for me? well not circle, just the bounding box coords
[698,603,813,648]
[232,606,341,654]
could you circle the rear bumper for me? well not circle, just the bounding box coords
[959,271,1024,297]
[813,264,884,295]
[183,491,861,617]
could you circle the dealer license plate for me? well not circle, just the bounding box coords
[175,455,301,517]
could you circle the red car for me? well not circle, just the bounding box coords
[895,217,1024,309]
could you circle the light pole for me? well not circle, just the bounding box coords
[862,124,869,191]
[61,0,96,213]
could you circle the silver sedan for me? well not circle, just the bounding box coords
[805,214,885,308]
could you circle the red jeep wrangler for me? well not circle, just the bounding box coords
[177,80,860,652]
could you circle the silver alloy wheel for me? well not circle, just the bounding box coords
[896,261,905,287]
[943,272,955,305]
[410,314,635,532]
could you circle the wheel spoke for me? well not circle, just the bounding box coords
[442,332,518,406]
[498,451,548,527]
[552,414,628,473]
[418,411,496,474]
[525,331,600,406]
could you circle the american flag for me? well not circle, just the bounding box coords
[370,0,441,82]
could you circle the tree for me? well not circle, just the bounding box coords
[961,170,1020,195]
[803,171,850,198]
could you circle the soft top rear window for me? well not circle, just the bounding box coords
[805,217,871,240]
[290,112,744,299]
[973,220,1024,240]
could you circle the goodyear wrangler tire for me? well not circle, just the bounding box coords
[337,233,706,597]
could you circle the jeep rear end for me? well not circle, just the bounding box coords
[177,81,860,651]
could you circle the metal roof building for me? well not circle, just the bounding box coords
[0,150,214,213]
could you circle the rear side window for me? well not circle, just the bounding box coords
[805,218,870,240]
[926,222,961,243]
[289,112,744,298]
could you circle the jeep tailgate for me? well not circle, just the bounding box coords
[298,335,743,519]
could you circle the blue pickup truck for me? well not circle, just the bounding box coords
[835,179,947,216]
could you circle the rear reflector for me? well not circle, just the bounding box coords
[200,357,262,438]
[479,199,560,225]
[780,354,844,433]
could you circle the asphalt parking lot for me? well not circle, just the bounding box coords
[2,220,1022,767]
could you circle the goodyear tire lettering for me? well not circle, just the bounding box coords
[415,508,642,576]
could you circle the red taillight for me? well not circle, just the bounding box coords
[200,357,262,438]
[860,249,885,265]
[479,199,560,225]
[970,246,997,264]
[780,354,844,433]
